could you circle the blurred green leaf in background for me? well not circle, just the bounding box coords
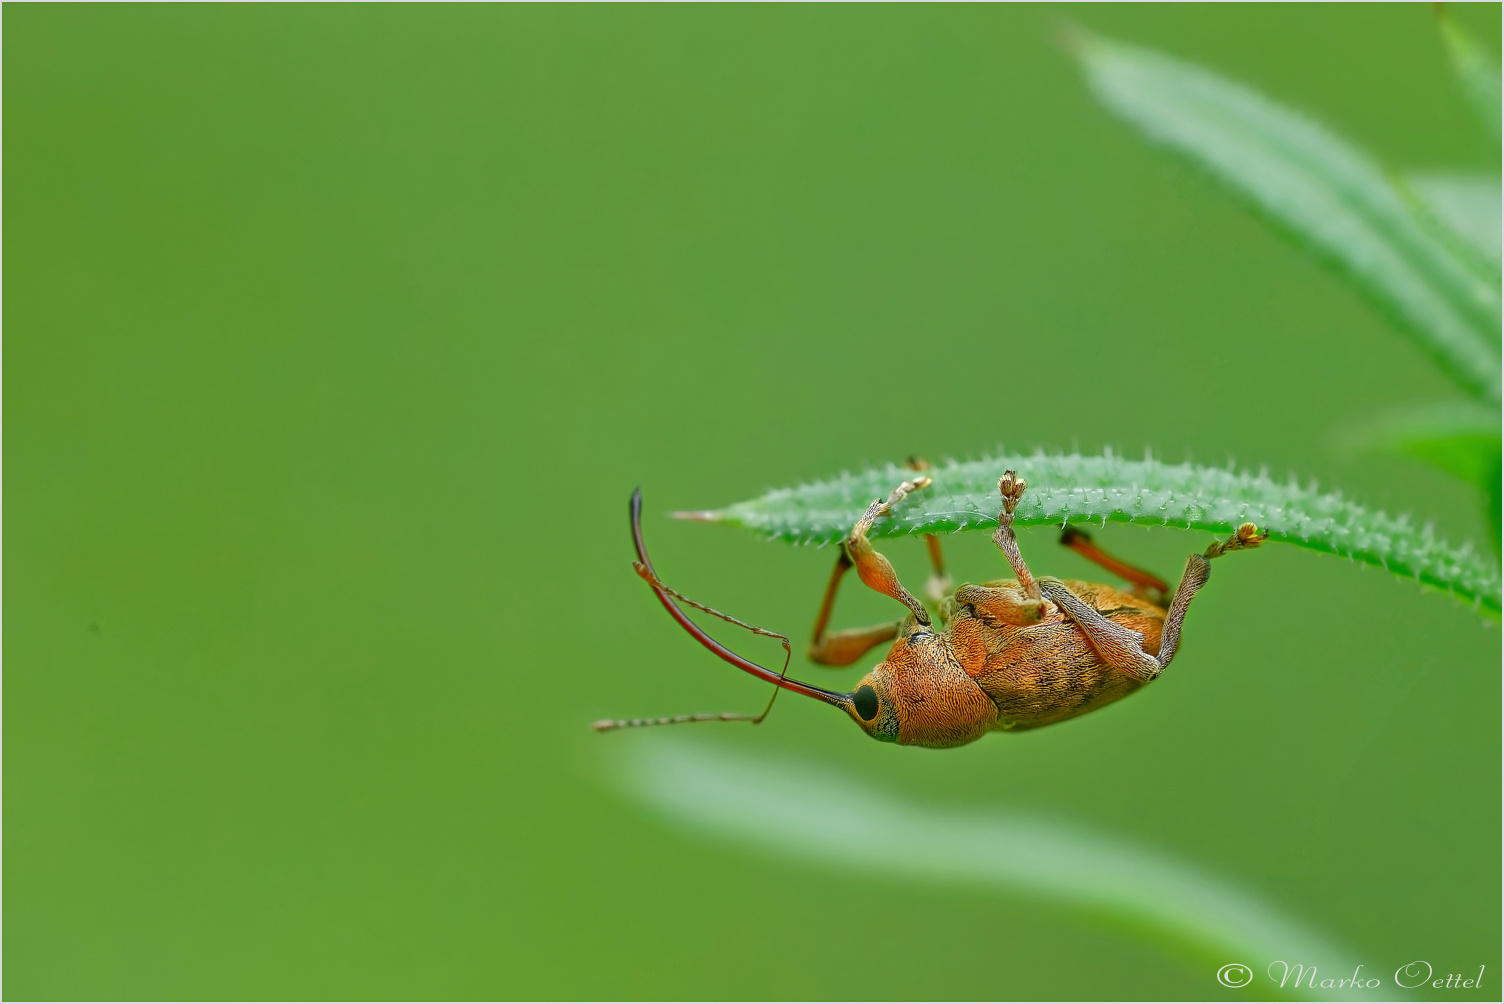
[1070,16,1502,549]
[6,5,1499,1001]
[622,739,1379,1002]
[1439,5,1502,144]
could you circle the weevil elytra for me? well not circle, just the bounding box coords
[596,467,1265,749]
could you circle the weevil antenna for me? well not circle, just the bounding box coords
[623,488,848,712]
[628,572,792,725]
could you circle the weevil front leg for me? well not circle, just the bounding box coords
[844,475,934,627]
[1040,523,1267,681]
[808,470,943,665]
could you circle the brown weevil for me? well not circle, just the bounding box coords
[596,467,1265,749]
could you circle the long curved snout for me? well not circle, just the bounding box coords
[630,489,851,711]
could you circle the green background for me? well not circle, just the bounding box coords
[8,4,1500,1000]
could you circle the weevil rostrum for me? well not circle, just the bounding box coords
[596,466,1265,749]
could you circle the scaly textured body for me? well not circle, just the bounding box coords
[854,579,1164,748]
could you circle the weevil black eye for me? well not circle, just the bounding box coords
[853,685,879,721]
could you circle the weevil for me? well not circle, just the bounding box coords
[596,467,1265,749]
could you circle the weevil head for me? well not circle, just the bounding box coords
[842,663,903,743]
[841,646,999,749]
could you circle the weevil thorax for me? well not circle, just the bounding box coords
[843,627,999,749]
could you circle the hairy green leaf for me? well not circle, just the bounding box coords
[1438,6,1502,145]
[681,453,1501,616]
[1070,30,1502,402]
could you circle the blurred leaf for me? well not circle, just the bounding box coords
[1405,172,1502,271]
[1437,5,1502,145]
[678,453,1501,615]
[619,739,1379,1002]
[1342,400,1501,487]
[1069,30,1502,403]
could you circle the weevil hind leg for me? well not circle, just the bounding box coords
[1156,523,1266,666]
[1039,578,1164,682]
[1043,522,1266,680]
[1205,522,1267,558]
[1059,526,1169,601]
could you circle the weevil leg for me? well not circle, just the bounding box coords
[1155,523,1266,667]
[842,475,934,627]
[807,469,939,663]
[905,456,953,604]
[1041,522,1266,680]
[991,470,1045,602]
[809,549,853,648]
[808,619,904,666]
[1059,526,1169,600]
[807,549,903,666]
[952,583,1053,626]
[1038,577,1164,682]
